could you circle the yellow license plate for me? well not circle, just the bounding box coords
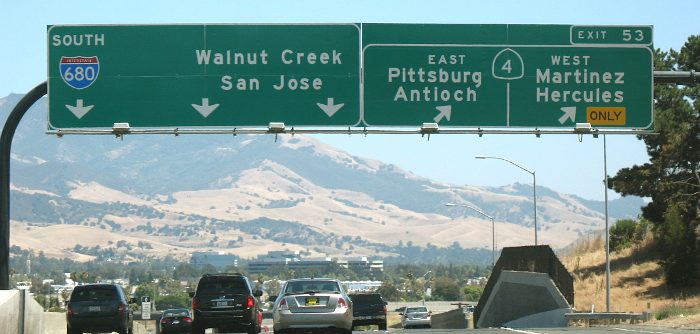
[305,297,319,305]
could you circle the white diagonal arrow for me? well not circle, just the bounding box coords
[433,105,452,123]
[65,99,94,119]
[558,106,576,124]
[191,98,220,118]
[316,98,344,117]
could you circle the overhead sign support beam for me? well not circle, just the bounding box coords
[1,82,47,290]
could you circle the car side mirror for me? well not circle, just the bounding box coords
[253,290,263,297]
[188,292,195,298]
[129,298,138,304]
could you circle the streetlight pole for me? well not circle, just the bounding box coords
[445,203,496,266]
[422,270,432,305]
[475,156,538,245]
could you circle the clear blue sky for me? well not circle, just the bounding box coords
[2,0,698,200]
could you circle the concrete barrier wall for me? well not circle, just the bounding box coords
[0,291,21,334]
[43,312,66,334]
[475,245,573,327]
[24,291,44,334]
[133,321,149,334]
[0,290,44,334]
[431,308,467,329]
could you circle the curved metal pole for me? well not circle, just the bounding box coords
[445,203,496,266]
[475,156,538,245]
[0,82,47,289]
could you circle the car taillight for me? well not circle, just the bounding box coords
[247,296,255,308]
[160,318,169,324]
[278,298,288,310]
[337,297,348,309]
[117,302,126,313]
[66,304,73,316]
[183,317,193,323]
[192,297,200,310]
[383,305,387,315]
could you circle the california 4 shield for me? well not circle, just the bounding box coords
[59,56,99,89]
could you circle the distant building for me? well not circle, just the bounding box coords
[337,257,384,274]
[247,252,383,274]
[191,251,239,269]
[343,280,383,292]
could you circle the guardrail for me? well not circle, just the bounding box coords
[565,312,649,326]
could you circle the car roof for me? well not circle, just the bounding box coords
[286,278,338,282]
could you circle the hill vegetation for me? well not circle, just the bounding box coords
[562,229,700,329]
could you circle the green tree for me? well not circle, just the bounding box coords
[463,285,483,302]
[431,277,462,301]
[609,35,700,287]
[376,281,401,301]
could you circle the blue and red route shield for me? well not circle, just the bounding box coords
[59,56,99,90]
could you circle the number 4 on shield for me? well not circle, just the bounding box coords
[492,49,524,126]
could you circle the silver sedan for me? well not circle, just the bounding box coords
[272,278,353,334]
[401,306,432,329]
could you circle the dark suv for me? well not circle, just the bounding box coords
[348,292,388,330]
[190,273,263,334]
[65,283,137,334]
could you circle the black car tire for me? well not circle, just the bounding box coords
[247,322,259,334]
[379,322,387,330]
[66,326,81,334]
[191,321,205,334]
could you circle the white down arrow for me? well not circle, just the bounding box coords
[192,98,220,118]
[65,99,94,119]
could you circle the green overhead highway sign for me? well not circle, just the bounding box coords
[48,24,361,129]
[362,24,653,129]
[47,24,653,131]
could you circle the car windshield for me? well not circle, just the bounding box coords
[285,280,340,294]
[70,286,117,301]
[163,309,190,317]
[406,307,428,313]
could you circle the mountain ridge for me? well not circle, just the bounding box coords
[1,94,644,264]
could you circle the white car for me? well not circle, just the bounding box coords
[401,306,432,329]
[272,278,353,334]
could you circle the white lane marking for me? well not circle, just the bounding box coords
[501,327,548,334]
[613,327,674,334]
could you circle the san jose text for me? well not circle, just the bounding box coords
[194,49,344,91]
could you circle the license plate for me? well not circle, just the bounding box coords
[305,297,319,306]
[88,306,100,312]
[217,301,228,307]
[173,320,180,324]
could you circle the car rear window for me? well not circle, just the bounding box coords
[199,278,248,293]
[164,309,190,317]
[406,307,428,313]
[70,286,118,301]
[349,294,384,304]
[285,280,340,293]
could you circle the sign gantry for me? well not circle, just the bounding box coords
[48,24,653,132]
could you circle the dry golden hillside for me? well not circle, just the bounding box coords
[561,233,700,329]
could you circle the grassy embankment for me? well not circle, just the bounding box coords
[561,233,700,328]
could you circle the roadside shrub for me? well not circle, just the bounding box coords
[463,285,483,302]
[610,219,651,252]
[655,303,696,320]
